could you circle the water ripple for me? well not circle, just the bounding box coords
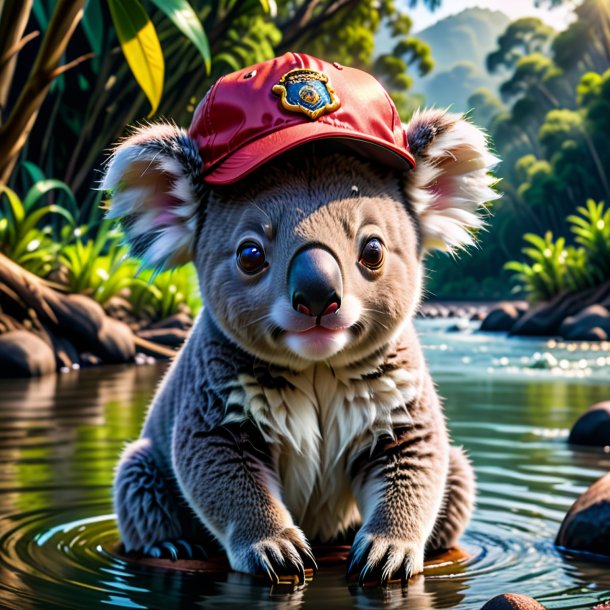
[0,331,609,608]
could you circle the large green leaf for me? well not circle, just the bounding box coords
[107,0,164,116]
[148,0,211,73]
[21,161,46,185]
[23,179,78,217]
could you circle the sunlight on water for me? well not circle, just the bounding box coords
[0,323,609,609]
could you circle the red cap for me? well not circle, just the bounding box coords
[188,52,415,185]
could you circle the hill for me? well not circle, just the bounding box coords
[376,7,511,111]
[413,8,510,111]
[415,8,510,73]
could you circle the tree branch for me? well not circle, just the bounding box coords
[0,0,34,120]
[0,0,87,185]
[276,0,358,53]
[0,30,40,70]
[51,51,94,78]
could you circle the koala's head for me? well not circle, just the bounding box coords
[101,56,498,369]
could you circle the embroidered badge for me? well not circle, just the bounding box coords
[272,69,341,120]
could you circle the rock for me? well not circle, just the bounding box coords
[104,296,135,323]
[480,303,521,332]
[569,402,610,447]
[577,327,608,341]
[52,294,105,349]
[95,318,135,363]
[480,593,546,610]
[470,310,486,322]
[147,312,194,331]
[511,281,610,337]
[437,306,450,318]
[560,305,610,341]
[137,327,189,349]
[447,320,469,333]
[556,472,610,556]
[0,330,56,378]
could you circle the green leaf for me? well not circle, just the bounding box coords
[21,161,46,185]
[83,0,104,68]
[23,179,78,217]
[214,51,242,72]
[20,205,75,238]
[0,185,25,226]
[148,0,211,73]
[108,0,165,116]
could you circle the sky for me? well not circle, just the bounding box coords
[404,0,576,32]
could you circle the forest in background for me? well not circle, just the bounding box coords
[422,0,610,301]
[1,0,609,323]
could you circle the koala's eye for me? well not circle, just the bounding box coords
[237,241,267,274]
[359,238,384,270]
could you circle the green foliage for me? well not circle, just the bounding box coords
[568,199,610,281]
[467,88,505,126]
[148,0,211,71]
[504,232,570,302]
[487,17,555,74]
[430,6,610,299]
[1,173,202,321]
[505,201,610,303]
[499,52,565,106]
[57,219,202,318]
[58,221,135,304]
[0,183,76,276]
[131,265,202,320]
[12,0,434,205]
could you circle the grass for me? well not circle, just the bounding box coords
[1,177,202,322]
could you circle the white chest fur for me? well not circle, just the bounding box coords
[225,363,420,541]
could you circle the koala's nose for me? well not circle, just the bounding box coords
[288,247,342,318]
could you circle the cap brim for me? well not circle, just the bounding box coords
[202,121,416,185]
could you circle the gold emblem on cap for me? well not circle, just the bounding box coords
[272,68,340,120]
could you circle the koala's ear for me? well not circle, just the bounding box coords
[403,109,500,252]
[101,122,205,271]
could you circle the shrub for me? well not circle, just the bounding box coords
[505,200,610,302]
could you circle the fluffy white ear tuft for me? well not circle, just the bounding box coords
[101,122,205,271]
[403,109,500,252]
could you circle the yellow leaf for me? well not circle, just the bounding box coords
[108,0,164,116]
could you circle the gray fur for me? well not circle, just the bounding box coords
[105,111,493,585]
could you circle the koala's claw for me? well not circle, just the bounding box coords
[234,527,317,585]
[143,539,208,561]
[347,534,422,587]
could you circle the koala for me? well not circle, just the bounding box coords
[103,103,497,586]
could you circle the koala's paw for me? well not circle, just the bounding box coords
[347,532,424,587]
[230,527,317,585]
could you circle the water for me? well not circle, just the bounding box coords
[1,320,610,609]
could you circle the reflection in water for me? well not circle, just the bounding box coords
[0,324,609,609]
